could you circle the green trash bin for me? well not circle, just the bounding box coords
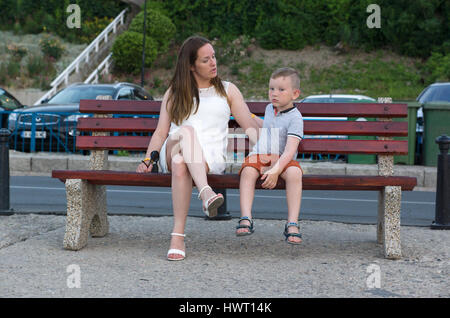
[393,101,419,165]
[347,101,419,165]
[347,117,377,164]
[423,102,450,166]
[347,99,377,164]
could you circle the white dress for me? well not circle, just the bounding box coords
[158,81,231,174]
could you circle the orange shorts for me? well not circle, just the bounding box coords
[238,154,303,176]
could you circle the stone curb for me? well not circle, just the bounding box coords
[9,150,437,190]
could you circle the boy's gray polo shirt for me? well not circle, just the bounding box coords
[249,103,303,159]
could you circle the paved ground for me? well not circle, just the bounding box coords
[0,213,448,298]
[2,153,446,299]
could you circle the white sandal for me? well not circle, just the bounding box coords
[167,233,186,261]
[198,185,224,218]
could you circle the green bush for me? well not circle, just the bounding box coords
[155,0,449,58]
[6,60,21,78]
[423,52,450,83]
[23,15,43,34]
[0,0,127,43]
[7,43,28,62]
[255,16,310,50]
[128,8,176,55]
[79,16,113,43]
[0,63,8,85]
[26,54,47,77]
[1,0,448,61]
[112,31,158,74]
[39,34,65,60]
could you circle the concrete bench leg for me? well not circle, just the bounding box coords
[377,186,402,259]
[63,179,109,251]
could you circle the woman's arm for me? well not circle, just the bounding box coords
[252,114,264,128]
[228,82,261,146]
[137,90,171,172]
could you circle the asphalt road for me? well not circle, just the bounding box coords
[8,176,436,226]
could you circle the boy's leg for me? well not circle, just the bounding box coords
[237,166,260,235]
[280,166,303,243]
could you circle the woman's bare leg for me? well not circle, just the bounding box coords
[167,153,192,260]
[165,125,220,259]
[168,125,217,201]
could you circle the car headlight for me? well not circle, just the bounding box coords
[64,114,90,122]
[8,112,19,121]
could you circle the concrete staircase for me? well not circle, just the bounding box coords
[34,5,140,105]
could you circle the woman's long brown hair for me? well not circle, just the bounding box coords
[168,36,227,125]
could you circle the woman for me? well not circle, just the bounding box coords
[136,36,260,261]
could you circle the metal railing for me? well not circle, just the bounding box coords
[84,53,113,84]
[3,111,156,154]
[34,9,128,105]
[6,111,89,153]
[2,110,346,161]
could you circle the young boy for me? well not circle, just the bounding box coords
[236,67,304,245]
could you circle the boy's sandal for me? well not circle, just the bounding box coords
[167,233,186,261]
[198,185,224,218]
[236,216,255,236]
[283,222,302,245]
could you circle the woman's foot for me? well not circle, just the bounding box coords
[167,233,186,261]
[198,186,224,217]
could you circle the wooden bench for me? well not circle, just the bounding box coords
[52,99,417,259]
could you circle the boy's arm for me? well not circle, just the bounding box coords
[270,137,301,174]
[260,136,301,189]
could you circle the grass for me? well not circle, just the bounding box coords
[305,58,423,99]
[0,31,86,89]
[140,42,426,101]
[2,31,426,101]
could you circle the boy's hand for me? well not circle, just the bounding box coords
[260,166,280,189]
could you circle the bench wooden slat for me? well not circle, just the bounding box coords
[78,117,408,136]
[298,139,408,155]
[52,170,417,191]
[80,99,163,115]
[302,121,407,136]
[80,100,408,118]
[76,135,408,155]
[297,103,407,118]
[77,135,149,150]
[78,117,159,132]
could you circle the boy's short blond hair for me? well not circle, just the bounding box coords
[270,67,300,90]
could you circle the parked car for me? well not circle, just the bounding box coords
[298,94,376,120]
[415,82,450,164]
[299,94,377,104]
[8,82,153,152]
[416,82,450,130]
[298,94,377,162]
[0,87,25,129]
[417,82,450,104]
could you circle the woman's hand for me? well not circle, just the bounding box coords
[136,162,153,173]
